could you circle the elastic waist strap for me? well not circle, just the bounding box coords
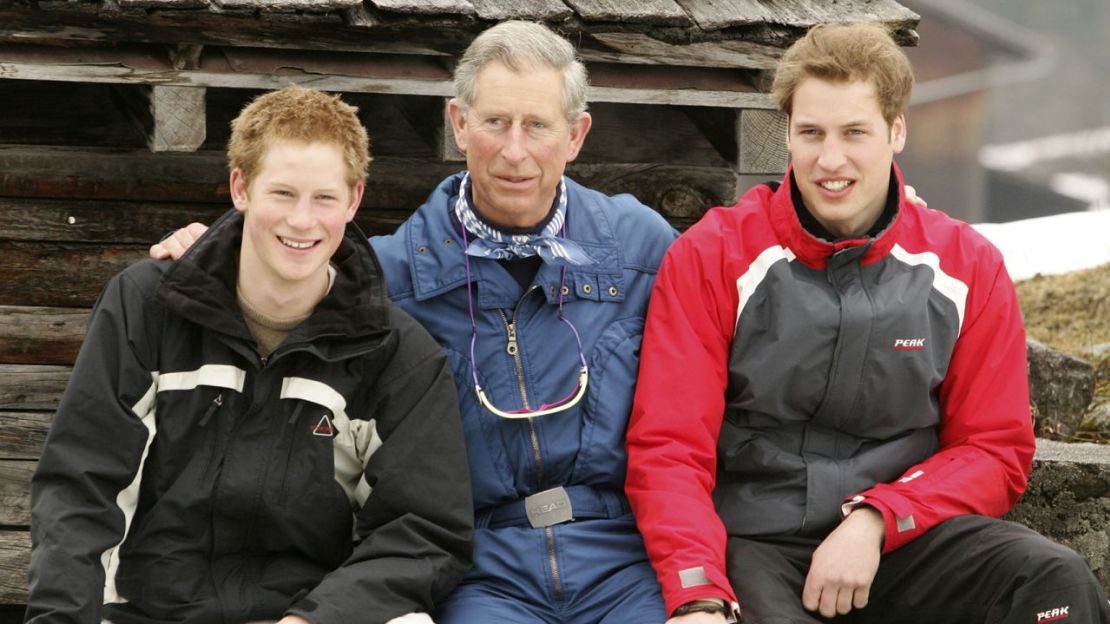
[476,485,631,530]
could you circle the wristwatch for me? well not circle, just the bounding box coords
[672,599,739,622]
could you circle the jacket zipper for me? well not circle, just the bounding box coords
[497,305,544,490]
[498,289,562,597]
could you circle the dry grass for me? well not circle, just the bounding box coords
[1016,262,1110,442]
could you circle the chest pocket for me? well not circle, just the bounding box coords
[279,377,382,509]
[571,316,644,485]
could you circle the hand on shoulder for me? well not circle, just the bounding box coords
[149,222,209,260]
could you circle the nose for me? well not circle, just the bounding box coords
[499,123,528,164]
[817,137,847,171]
[286,195,315,229]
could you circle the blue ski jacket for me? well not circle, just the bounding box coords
[372,173,677,621]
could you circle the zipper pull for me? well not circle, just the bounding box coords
[199,392,223,427]
[505,321,519,356]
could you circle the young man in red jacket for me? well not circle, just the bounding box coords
[626,23,1109,624]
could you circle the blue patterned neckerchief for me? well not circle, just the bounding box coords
[452,173,593,266]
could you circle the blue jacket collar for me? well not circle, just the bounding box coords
[407,173,625,307]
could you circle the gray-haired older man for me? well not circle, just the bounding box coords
[153,20,676,623]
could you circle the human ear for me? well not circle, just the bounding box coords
[565,112,593,163]
[447,98,468,153]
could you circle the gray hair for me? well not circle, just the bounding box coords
[453,21,589,124]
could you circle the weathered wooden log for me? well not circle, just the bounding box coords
[0,365,69,411]
[111,85,208,153]
[0,241,148,308]
[0,412,52,461]
[0,147,741,230]
[0,461,33,526]
[0,307,88,366]
[567,162,738,222]
[0,197,228,244]
[0,146,462,207]
[0,531,30,606]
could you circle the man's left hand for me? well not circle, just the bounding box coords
[801,506,884,618]
[277,616,311,624]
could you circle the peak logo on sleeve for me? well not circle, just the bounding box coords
[1037,606,1069,623]
[894,338,926,351]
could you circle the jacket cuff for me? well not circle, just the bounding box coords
[662,564,737,616]
[844,492,919,553]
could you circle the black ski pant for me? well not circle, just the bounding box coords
[726,515,1108,624]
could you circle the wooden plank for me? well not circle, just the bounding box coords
[0,197,228,244]
[587,32,781,70]
[0,145,230,204]
[0,366,69,411]
[118,0,209,7]
[564,0,688,24]
[113,85,207,153]
[213,0,361,10]
[0,42,775,108]
[0,412,52,461]
[368,0,476,15]
[0,9,473,57]
[0,307,88,367]
[674,0,920,34]
[566,162,737,221]
[0,43,458,98]
[468,0,572,21]
[0,147,462,208]
[393,97,464,163]
[0,531,30,605]
[0,241,147,308]
[586,62,774,109]
[738,108,788,175]
[0,461,33,526]
[149,86,207,152]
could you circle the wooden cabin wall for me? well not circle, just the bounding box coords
[0,76,747,605]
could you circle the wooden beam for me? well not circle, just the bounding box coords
[0,307,88,367]
[390,96,464,163]
[468,0,572,21]
[683,107,788,174]
[438,100,465,163]
[0,242,148,308]
[0,412,52,461]
[0,42,774,109]
[564,0,688,24]
[0,146,463,207]
[369,0,477,14]
[738,108,788,175]
[0,197,229,244]
[112,85,207,152]
[673,0,920,34]
[567,162,737,224]
[0,365,68,411]
[587,32,781,70]
[0,531,30,605]
[214,0,362,10]
[0,461,33,526]
[0,146,230,203]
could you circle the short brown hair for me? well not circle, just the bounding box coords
[228,85,371,189]
[771,23,914,125]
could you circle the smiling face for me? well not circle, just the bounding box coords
[232,139,362,303]
[787,77,906,239]
[448,61,591,229]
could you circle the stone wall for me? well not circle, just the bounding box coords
[1007,439,1110,592]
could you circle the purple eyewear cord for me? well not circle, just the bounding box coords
[458,212,588,410]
